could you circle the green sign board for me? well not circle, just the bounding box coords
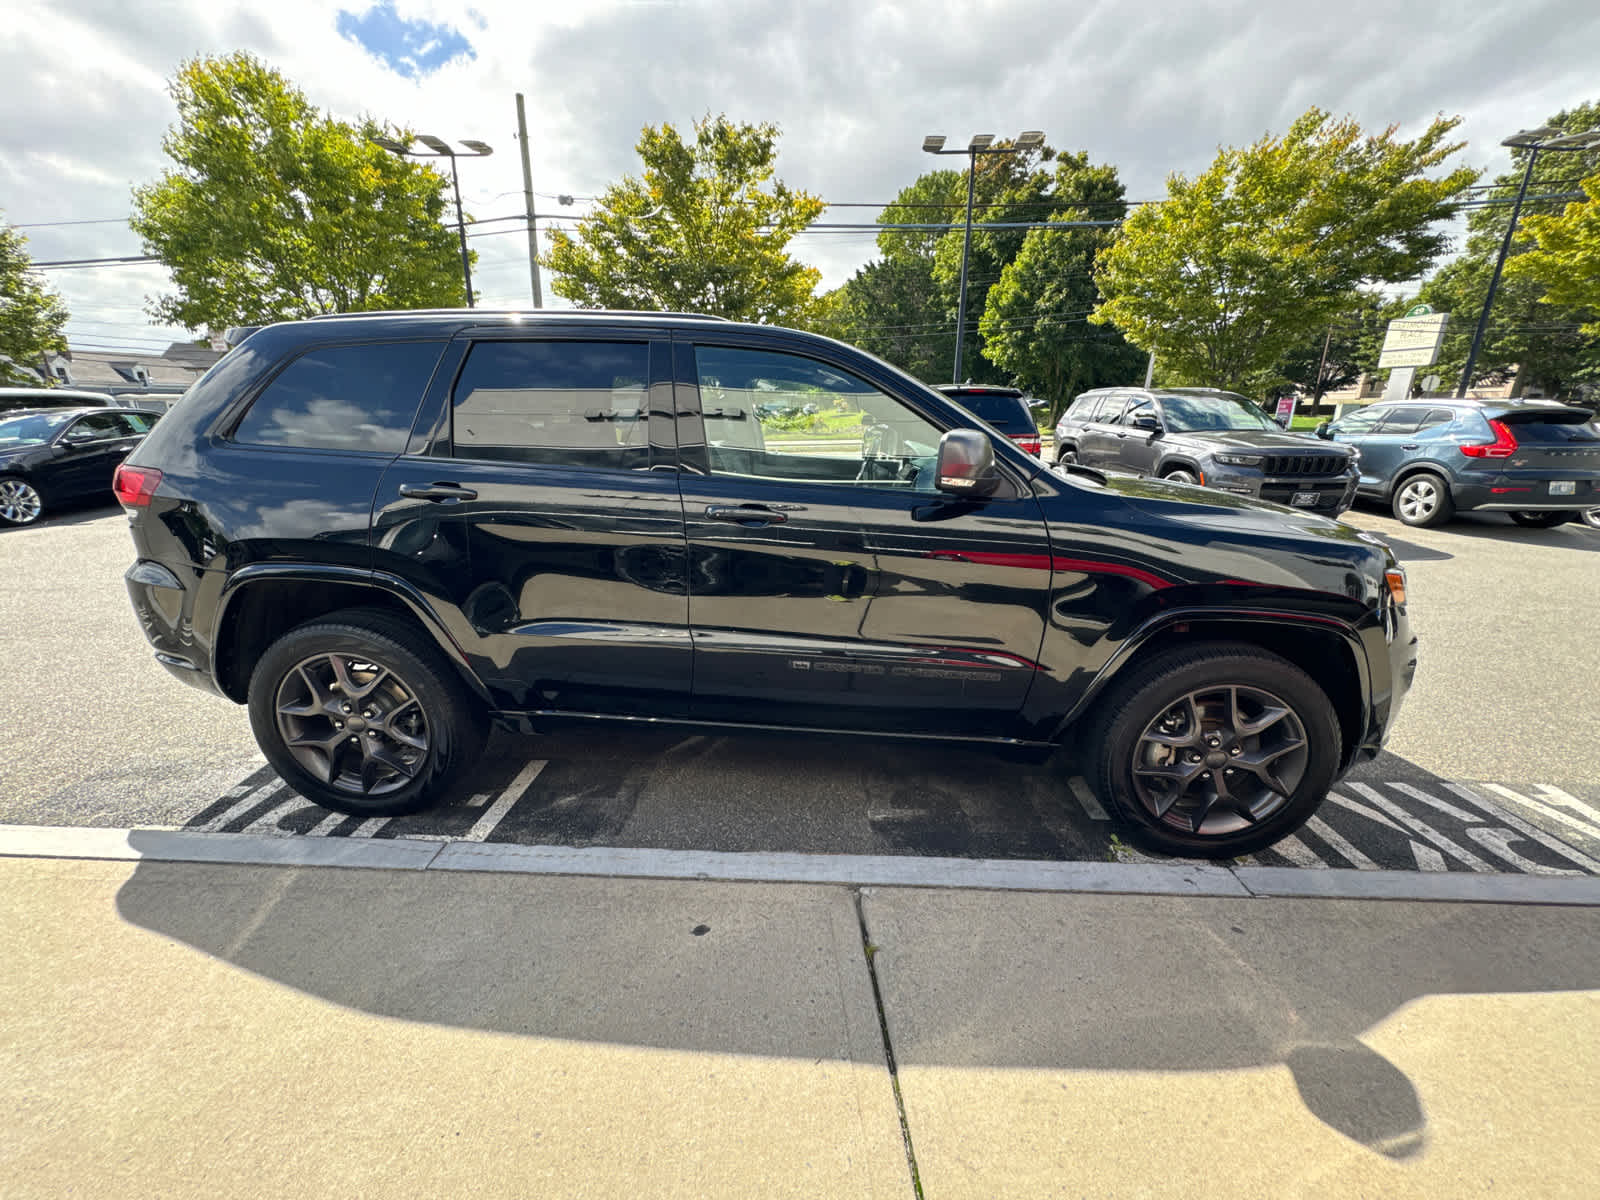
[1405,303,1434,317]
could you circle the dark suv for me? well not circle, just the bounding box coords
[116,311,1414,858]
[1055,387,1359,515]
[936,384,1042,456]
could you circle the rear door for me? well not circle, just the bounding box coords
[1076,393,1129,470]
[675,336,1052,738]
[50,411,142,498]
[373,330,691,716]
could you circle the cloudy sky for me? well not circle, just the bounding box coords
[4,0,1598,357]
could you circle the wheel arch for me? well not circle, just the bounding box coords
[212,565,491,706]
[1059,612,1368,771]
[1156,455,1205,481]
[1385,460,1454,501]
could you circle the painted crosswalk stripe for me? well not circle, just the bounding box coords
[1478,783,1600,848]
[1302,815,1378,870]
[1444,783,1600,874]
[1385,782,1482,824]
[194,784,289,833]
[1344,783,1492,872]
[1066,776,1109,821]
[1271,834,1327,869]
[465,759,547,842]
[1531,784,1600,835]
[1408,840,1448,871]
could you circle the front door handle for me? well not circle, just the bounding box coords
[398,482,478,503]
[705,503,788,526]
[1401,443,1419,450]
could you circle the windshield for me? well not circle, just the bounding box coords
[1159,394,1280,433]
[0,411,75,447]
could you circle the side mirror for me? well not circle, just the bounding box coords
[1315,422,1332,439]
[1131,414,1161,433]
[934,429,1001,498]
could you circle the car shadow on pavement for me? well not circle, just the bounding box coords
[0,497,121,532]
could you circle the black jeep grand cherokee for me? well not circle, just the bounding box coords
[116,311,1414,858]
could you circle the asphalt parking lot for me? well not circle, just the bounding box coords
[3,497,1598,877]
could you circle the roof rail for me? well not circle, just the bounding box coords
[305,308,732,322]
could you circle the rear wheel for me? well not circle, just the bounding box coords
[1391,473,1454,527]
[1508,510,1572,529]
[1085,643,1341,858]
[1580,508,1600,530]
[0,476,44,526]
[247,608,486,816]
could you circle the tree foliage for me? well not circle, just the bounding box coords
[1418,101,1600,397]
[0,219,69,382]
[1268,290,1402,409]
[1508,173,1600,335]
[131,52,466,332]
[979,153,1143,419]
[1092,108,1478,392]
[543,115,824,324]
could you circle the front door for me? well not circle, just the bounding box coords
[674,337,1052,738]
[52,411,142,499]
[374,332,691,717]
[1115,394,1163,475]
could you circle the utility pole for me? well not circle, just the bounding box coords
[1143,349,1155,388]
[515,94,544,308]
[1312,327,1332,415]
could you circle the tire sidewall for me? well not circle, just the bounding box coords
[0,476,45,527]
[246,620,472,816]
[1092,649,1342,858]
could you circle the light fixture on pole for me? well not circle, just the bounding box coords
[371,133,494,308]
[923,130,1045,383]
[1456,123,1600,397]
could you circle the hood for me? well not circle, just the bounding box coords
[1173,428,1353,455]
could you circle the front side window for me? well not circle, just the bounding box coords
[66,412,135,440]
[693,345,945,490]
[450,340,651,470]
[233,341,443,452]
[1331,407,1387,435]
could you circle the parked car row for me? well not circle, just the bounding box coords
[1049,386,1599,531]
[0,406,164,526]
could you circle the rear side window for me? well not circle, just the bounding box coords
[1417,408,1455,433]
[1376,406,1429,435]
[233,342,443,452]
[450,340,651,470]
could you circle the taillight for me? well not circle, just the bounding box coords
[113,464,162,508]
[1013,434,1042,456]
[1460,419,1518,458]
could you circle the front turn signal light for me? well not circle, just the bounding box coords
[1384,568,1407,607]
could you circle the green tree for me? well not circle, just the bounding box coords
[543,115,824,324]
[0,219,69,383]
[1508,173,1600,334]
[131,52,466,331]
[1271,290,1399,412]
[979,153,1144,420]
[1092,108,1478,393]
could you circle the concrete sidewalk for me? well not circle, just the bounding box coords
[3,855,1597,1199]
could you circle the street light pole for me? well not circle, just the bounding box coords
[1457,124,1600,397]
[371,133,494,309]
[923,131,1044,384]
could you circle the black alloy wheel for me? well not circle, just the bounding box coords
[1087,643,1340,858]
[247,608,485,816]
[0,477,44,526]
[1507,511,1573,529]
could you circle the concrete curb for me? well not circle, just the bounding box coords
[3,823,1599,905]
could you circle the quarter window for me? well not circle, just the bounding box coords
[692,345,945,490]
[450,340,652,470]
[233,342,443,452]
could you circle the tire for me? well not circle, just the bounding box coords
[246,607,487,816]
[0,476,45,527]
[1056,446,1077,467]
[1580,508,1600,531]
[1390,472,1454,527]
[1085,642,1342,859]
[1507,511,1572,529]
[1162,467,1200,485]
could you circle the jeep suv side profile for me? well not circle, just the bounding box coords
[1055,387,1360,515]
[117,311,1414,858]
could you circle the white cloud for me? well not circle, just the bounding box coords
[3,0,1598,351]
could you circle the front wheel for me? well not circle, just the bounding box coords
[247,608,486,816]
[1162,468,1200,485]
[1055,446,1077,467]
[1085,643,1341,858]
[1508,511,1572,529]
[0,476,44,526]
[1391,473,1454,527]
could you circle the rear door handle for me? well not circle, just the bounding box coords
[398,482,478,503]
[705,504,788,526]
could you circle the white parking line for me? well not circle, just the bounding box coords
[1480,783,1600,847]
[1344,783,1493,871]
[1302,815,1378,870]
[192,783,288,833]
[1271,834,1327,869]
[1385,782,1483,824]
[1444,783,1600,873]
[464,760,547,842]
[1066,776,1109,821]
[1408,840,1447,871]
